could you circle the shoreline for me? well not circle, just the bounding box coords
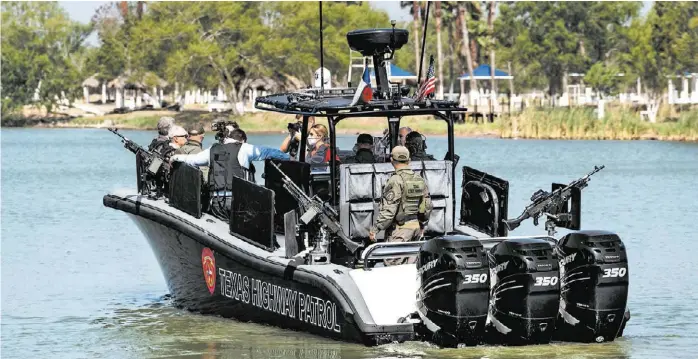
[2,107,697,142]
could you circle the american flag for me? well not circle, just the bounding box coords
[415,55,436,102]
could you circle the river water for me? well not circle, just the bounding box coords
[2,128,697,359]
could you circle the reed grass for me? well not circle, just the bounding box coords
[8,106,698,141]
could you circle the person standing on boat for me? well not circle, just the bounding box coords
[398,126,412,146]
[175,125,205,155]
[305,124,339,164]
[280,115,315,159]
[369,146,432,265]
[168,125,188,150]
[175,124,208,182]
[149,116,175,154]
[344,134,377,164]
[170,127,289,220]
[405,131,436,161]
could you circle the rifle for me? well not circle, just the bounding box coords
[108,127,170,176]
[108,128,173,197]
[504,165,605,235]
[269,161,361,254]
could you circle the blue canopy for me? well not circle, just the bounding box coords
[459,64,512,80]
[370,63,416,79]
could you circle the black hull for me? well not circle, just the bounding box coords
[103,194,413,346]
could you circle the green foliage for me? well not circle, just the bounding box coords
[1,2,91,115]
[584,63,622,97]
[495,1,641,95]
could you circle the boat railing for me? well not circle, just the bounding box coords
[361,235,558,268]
[361,241,426,267]
[476,235,558,246]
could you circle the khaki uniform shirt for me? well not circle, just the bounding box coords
[175,140,208,181]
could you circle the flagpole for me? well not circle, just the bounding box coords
[417,1,431,87]
[319,1,324,93]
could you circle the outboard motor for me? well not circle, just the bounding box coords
[554,230,629,343]
[487,238,560,345]
[415,235,489,347]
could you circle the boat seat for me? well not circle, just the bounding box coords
[339,161,454,242]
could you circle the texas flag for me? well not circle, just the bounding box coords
[350,66,373,106]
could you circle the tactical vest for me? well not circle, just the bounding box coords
[209,142,253,191]
[148,138,171,156]
[395,170,427,223]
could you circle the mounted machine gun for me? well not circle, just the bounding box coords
[108,128,172,198]
[504,165,605,236]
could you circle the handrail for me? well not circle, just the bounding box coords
[360,235,557,265]
[476,235,558,246]
[361,241,426,262]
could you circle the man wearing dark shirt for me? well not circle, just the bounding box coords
[344,133,377,164]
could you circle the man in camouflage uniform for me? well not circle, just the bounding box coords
[369,146,433,266]
[175,124,208,182]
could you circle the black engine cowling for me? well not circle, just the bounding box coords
[487,238,560,344]
[416,235,489,347]
[554,230,629,343]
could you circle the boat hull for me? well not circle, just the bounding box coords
[104,193,413,345]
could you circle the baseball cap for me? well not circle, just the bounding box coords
[391,146,410,162]
[187,124,206,136]
[168,125,188,138]
[356,133,373,145]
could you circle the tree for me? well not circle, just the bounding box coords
[129,2,388,114]
[584,63,622,98]
[487,1,496,97]
[495,2,641,96]
[1,2,91,116]
[435,1,444,99]
[399,1,425,77]
[458,3,477,92]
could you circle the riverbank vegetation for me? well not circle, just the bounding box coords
[3,2,697,116]
[2,2,697,142]
[12,107,696,142]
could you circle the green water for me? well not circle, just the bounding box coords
[2,128,697,358]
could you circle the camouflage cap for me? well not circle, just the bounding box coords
[157,117,175,131]
[187,124,206,136]
[391,145,410,162]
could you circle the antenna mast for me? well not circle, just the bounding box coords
[319,1,324,93]
[417,2,432,86]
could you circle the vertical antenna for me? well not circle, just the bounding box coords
[417,1,432,86]
[319,1,324,93]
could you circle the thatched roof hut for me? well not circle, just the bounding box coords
[107,71,168,90]
[82,73,101,88]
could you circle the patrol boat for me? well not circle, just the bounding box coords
[103,26,630,346]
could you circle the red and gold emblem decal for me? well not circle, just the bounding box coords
[201,247,216,295]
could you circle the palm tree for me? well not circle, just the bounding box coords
[399,1,425,79]
[412,1,422,76]
[435,1,444,99]
[487,1,496,107]
[458,3,477,93]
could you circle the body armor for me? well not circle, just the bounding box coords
[209,142,253,191]
[395,170,427,224]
